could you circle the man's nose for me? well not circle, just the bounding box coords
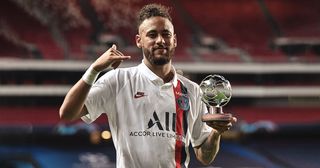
[156,35,165,44]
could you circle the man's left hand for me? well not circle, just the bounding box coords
[202,113,237,134]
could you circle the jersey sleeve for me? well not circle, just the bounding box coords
[189,88,213,147]
[81,70,117,124]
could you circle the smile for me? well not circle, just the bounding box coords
[153,48,167,52]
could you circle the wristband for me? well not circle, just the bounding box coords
[82,66,100,85]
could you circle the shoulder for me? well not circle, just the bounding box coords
[96,65,139,85]
[177,74,200,93]
[103,65,139,77]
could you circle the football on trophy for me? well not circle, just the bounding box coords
[200,74,232,107]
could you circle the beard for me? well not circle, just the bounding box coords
[143,47,175,66]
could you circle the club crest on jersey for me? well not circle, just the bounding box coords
[177,95,190,111]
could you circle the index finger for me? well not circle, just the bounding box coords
[111,47,125,56]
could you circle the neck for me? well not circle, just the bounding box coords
[143,59,174,83]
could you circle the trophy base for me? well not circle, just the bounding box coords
[201,113,232,122]
[202,106,231,122]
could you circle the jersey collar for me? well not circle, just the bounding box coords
[138,61,178,87]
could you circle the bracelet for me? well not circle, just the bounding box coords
[82,66,100,85]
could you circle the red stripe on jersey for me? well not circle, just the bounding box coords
[173,80,184,168]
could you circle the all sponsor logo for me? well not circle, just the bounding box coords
[129,111,186,143]
[147,111,175,132]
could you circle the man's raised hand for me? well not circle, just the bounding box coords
[92,44,131,72]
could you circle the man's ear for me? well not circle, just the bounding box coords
[174,34,177,47]
[136,34,142,48]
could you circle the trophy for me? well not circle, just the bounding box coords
[200,74,232,115]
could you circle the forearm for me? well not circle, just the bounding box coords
[195,130,221,165]
[59,44,130,121]
[59,79,91,121]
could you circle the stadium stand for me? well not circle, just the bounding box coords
[1,1,320,167]
[1,0,320,62]
[0,0,62,59]
[179,0,279,62]
[265,0,320,61]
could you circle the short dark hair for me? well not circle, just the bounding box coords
[137,3,172,29]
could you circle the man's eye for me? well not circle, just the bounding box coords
[161,31,172,37]
[148,33,157,38]
[163,33,172,38]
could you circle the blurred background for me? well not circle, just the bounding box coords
[1,0,320,167]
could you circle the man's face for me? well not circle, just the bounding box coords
[136,16,177,66]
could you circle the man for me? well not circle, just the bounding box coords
[60,3,236,168]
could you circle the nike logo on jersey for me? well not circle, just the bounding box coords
[134,91,147,98]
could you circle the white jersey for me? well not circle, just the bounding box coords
[82,62,212,168]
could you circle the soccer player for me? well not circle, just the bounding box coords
[60,3,237,168]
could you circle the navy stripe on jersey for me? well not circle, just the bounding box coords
[180,82,189,167]
[173,80,189,168]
